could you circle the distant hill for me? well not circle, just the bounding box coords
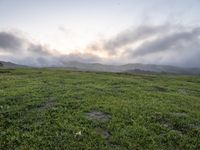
[0,61,27,68]
[61,61,200,75]
[121,63,200,75]
[1,60,200,75]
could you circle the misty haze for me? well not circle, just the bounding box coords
[0,0,200,149]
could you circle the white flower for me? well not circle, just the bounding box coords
[75,131,82,136]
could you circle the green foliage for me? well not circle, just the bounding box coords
[0,68,200,149]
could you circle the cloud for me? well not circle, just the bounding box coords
[102,24,173,54]
[0,25,200,68]
[27,43,52,56]
[0,31,25,52]
[85,24,200,67]
[131,27,200,57]
[0,31,54,57]
[121,26,200,67]
[0,30,101,67]
[58,26,71,36]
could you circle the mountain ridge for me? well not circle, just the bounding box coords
[1,60,200,75]
[0,61,27,68]
[61,61,200,75]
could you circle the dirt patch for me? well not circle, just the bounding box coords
[95,128,111,139]
[86,111,111,122]
[151,113,184,134]
[37,97,56,111]
[159,118,193,134]
[86,111,112,139]
[178,88,200,94]
[41,101,55,110]
[161,118,173,129]
[161,120,182,135]
[189,123,199,129]
[172,112,188,117]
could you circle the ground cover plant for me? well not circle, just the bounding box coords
[0,68,200,149]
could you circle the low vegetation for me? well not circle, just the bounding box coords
[0,68,200,149]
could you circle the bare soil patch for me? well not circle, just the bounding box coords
[172,112,188,117]
[86,111,111,122]
[37,97,56,111]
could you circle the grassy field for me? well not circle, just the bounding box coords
[0,68,200,150]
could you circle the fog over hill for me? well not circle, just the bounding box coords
[1,60,200,75]
[59,61,200,75]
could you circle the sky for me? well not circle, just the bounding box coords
[0,0,200,67]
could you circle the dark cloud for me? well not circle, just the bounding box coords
[103,24,173,54]
[27,44,52,56]
[0,30,101,67]
[85,25,200,67]
[131,27,200,57]
[0,31,24,52]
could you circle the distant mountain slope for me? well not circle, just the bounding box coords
[0,61,27,68]
[61,61,200,75]
[1,60,200,75]
[120,63,200,75]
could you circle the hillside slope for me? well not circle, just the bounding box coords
[0,61,27,68]
[61,61,200,75]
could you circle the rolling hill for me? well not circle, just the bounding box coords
[61,61,200,75]
[0,61,27,68]
[1,60,200,75]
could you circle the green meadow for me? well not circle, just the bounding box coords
[0,68,200,150]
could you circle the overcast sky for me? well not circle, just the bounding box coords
[0,0,200,67]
